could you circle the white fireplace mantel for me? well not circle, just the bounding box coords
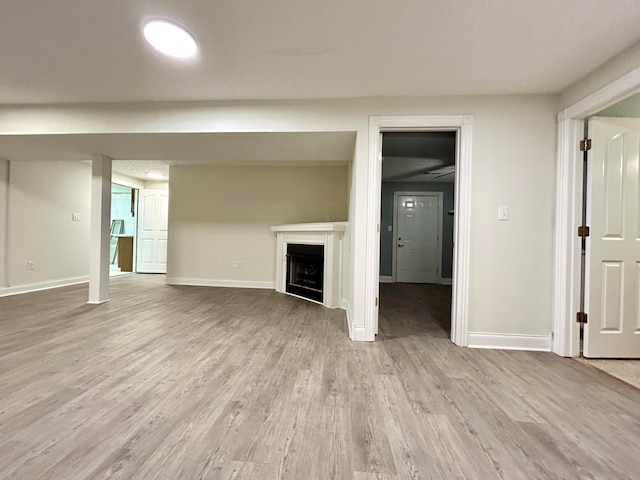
[271,222,347,308]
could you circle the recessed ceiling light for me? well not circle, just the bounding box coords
[143,19,197,59]
[147,172,167,180]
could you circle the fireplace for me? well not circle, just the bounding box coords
[271,222,346,308]
[286,244,324,302]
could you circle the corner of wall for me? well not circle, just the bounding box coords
[560,39,640,110]
[342,299,369,342]
[0,159,8,288]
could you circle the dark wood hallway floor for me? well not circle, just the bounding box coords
[1,276,639,479]
[378,282,452,339]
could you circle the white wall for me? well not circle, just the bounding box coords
[145,180,169,190]
[6,161,91,287]
[167,165,349,286]
[112,173,168,191]
[0,96,558,341]
[560,39,640,109]
[464,98,557,336]
[0,160,8,286]
[112,172,144,190]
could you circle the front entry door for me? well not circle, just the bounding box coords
[396,194,441,283]
[584,117,640,358]
[136,189,169,274]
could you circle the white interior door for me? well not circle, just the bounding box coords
[584,117,640,358]
[395,194,441,283]
[136,189,169,274]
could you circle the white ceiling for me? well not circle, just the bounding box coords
[1,1,640,179]
[1,1,640,104]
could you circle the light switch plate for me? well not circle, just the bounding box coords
[498,205,509,221]
[72,213,81,221]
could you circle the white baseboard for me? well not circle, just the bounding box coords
[440,277,452,285]
[342,302,369,341]
[344,301,353,338]
[351,325,369,341]
[87,299,110,305]
[165,277,275,290]
[379,275,394,283]
[0,275,89,297]
[467,332,552,352]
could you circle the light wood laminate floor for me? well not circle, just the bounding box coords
[578,358,640,390]
[1,276,640,479]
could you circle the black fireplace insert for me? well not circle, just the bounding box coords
[286,243,324,302]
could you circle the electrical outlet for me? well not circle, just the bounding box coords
[72,212,81,221]
[237,260,242,269]
[26,260,35,270]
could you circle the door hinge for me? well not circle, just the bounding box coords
[377,224,380,233]
[375,297,378,307]
[580,139,592,151]
[578,225,590,238]
[576,312,588,324]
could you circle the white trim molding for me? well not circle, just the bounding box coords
[468,332,552,352]
[0,275,89,297]
[552,118,583,357]
[553,63,640,357]
[366,115,473,346]
[560,65,640,121]
[344,300,366,340]
[271,222,346,309]
[165,277,275,290]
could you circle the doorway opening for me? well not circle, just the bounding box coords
[110,183,138,277]
[578,100,640,359]
[366,115,472,344]
[554,69,640,359]
[378,131,456,339]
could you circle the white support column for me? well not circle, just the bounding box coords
[88,155,112,304]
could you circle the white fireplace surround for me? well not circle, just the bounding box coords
[271,222,347,308]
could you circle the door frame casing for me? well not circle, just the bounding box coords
[366,115,473,345]
[392,191,444,284]
[553,67,640,356]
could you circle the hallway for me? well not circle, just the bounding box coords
[379,283,451,339]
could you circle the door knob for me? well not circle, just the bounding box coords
[398,243,405,247]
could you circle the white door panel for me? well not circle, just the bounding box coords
[137,190,169,274]
[158,239,168,266]
[585,118,640,358]
[396,194,441,283]
[157,194,169,231]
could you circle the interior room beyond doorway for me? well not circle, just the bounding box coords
[110,183,137,277]
[379,131,456,336]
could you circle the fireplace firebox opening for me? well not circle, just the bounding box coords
[286,243,324,302]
